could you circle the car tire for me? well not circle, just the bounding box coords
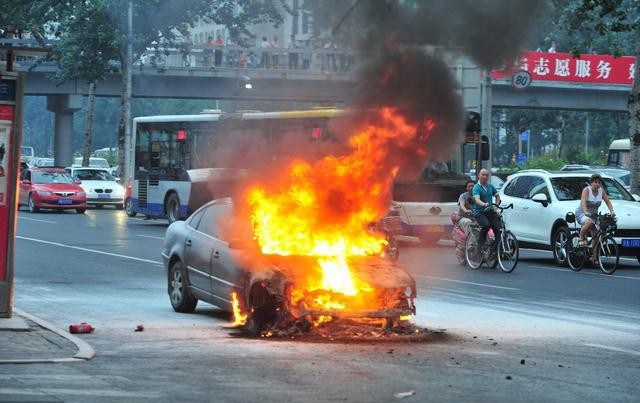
[76,208,86,214]
[124,198,137,217]
[168,259,197,313]
[165,192,181,224]
[28,194,39,213]
[552,226,571,266]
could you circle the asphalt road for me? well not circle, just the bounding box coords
[3,208,639,402]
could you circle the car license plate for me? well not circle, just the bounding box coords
[98,194,111,199]
[622,239,640,247]
[57,199,72,205]
[426,225,445,233]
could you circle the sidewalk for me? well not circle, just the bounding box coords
[0,308,95,364]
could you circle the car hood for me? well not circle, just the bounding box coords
[243,254,415,290]
[33,183,83,193]
[79,180,122,189]
[555,199,640,229]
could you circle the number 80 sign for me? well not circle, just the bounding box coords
[511,70,532,90]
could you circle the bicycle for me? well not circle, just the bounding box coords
[565,212,619,274]
[464,203,519,273]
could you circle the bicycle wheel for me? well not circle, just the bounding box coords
[497,230,519,273]
[596,236,619,275]
[464,232,483,270]
[566,234,585,272]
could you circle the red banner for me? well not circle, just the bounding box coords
[492,50,636,85]
[0,105,14,282]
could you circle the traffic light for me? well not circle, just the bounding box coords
[465,111,481,134]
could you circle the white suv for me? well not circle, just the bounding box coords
[499,170,640,265]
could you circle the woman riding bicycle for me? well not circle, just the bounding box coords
[576,173,616,247]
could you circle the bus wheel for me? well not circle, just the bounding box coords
[166,193,181,224]
[124,198,136,217]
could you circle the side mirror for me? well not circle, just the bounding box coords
[633,194,640,202]
[22,179,31,185]
[531,193,549,207]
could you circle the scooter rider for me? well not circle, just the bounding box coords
[472,169,501,248]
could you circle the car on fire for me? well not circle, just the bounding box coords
[18,167,87,213]
[161,198,417,331]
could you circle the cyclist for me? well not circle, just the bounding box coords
[576,173,616,247]
[472,169,501,249]
[457,180,475,236]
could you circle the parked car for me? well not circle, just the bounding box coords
[30,157,55,168]
[499,169,640,265]
[65,167,124,209]
[162,198,416,330]
[561,165,630,190]
[72,157,110,170]
[19,168,87,213]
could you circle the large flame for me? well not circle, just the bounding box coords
[246,107,431,312]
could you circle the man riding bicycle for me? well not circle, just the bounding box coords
[472,169,501,248]
[576,173,616,247]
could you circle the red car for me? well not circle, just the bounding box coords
[19,168,87,213]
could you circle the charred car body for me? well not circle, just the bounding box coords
[161,199,416,331]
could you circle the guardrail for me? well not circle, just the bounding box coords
[0,38,356,76]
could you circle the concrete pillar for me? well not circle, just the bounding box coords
[46,95,82,167]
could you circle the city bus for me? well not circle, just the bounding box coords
[128,108,351,222]
[128,108,484,239]
[607,138,630,169]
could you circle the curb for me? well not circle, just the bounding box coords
[0,308,96,364]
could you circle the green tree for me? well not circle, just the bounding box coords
[549,0,639,193]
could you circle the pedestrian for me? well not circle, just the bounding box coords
[202,36,214,67]
[214,34,224,66]
[260,36,271,68]
[271,36,280,68]
[323,39,337,71]
[548,40,557,53]
[288,34,299,70]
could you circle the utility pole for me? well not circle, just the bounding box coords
[584,113,590,157]
[481,70,492,170]
[124,0,133,181]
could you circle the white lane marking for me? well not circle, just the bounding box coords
[414,274,520,291]
[17,236,162,265]
[18,216,57,224]
[531,265,640,280]
[137,234,165,240]
[0,388,160,398]
[583,343,640,357]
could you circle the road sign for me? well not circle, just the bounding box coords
[517,152,526,166]
[521,130,529,141]
[511,70,532,90]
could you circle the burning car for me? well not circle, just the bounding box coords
[161,198,416,332]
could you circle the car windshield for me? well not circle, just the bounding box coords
[599,169,630,186]
[551,177,633,201]
[73,169,115,181]
[75,158,110,168]
[32,171,74,184]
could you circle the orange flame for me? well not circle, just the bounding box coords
[231,292,247,326]
[246,107,432,313]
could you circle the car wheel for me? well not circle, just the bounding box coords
[28,194,39,213]
[76,208,86,214]
[124,198,137,217]
[552,226,571,266]
[165,192,181,224]
[168,259,197,313]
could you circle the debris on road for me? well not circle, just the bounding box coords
[394,390,416,399]
[135,324,144,332]
[520,359,525,364]
[69,322,94,334]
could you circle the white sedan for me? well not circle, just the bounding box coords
[66,167,125,209]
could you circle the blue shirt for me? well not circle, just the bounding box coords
[472,182,497,216]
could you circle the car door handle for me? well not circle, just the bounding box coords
[212,250,220,259]
[185,239,192,247]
